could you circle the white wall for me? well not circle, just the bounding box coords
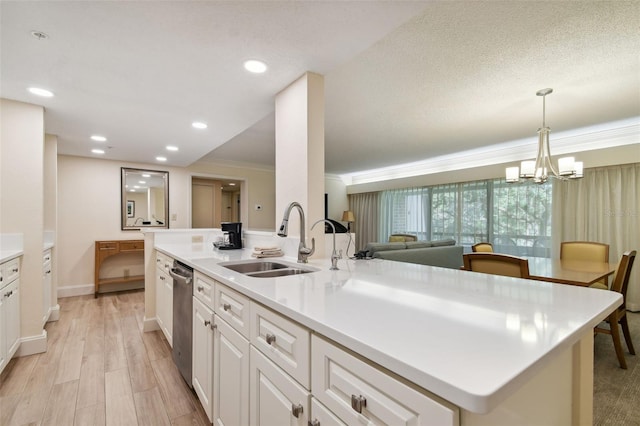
[0,99,45,346]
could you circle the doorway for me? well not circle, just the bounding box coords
[191,177,241,228]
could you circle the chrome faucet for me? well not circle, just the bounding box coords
[277,202,315,263]
[311,219,342,270]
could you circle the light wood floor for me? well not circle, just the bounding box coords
[0,290,209,426]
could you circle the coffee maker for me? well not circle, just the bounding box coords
[219,222,243,250]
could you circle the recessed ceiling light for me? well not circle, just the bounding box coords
[91,135,107,142]
[244,59,267,73]
[156,156,167,162]
[142,173,151,178]
[30,31,49,40]
[138,180,146,184]
[229,183,236,186]
[28,87,54,97]
[91,149,105,154]
[166,145,179,151]
[192,122,207,129]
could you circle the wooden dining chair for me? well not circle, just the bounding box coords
[560,241,610,289]
[472,242,493,253]
[595,250,636,369]
[463,253,530,278]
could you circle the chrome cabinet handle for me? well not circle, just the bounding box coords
[265,333,276,345]
[291,403,303,418]
[308,419,320,426]
[351,395,367,413]
[223,303,231,311]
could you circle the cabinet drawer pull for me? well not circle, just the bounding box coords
[46,270,51,274]
[291,403,303,418]
[265,333,276,345]
[197,285,204,292]
[308,420,320,426]
[351,394,367,413]
[223,303,231,311]
[156,258,161,263]
[160,276,165,281]
[12,268,18,273]
[204,320,211,327]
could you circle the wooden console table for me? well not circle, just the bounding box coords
[94,239,144,297]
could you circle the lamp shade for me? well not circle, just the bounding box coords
[342,210,355,222]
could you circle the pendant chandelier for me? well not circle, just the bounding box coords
[506,88,583,184]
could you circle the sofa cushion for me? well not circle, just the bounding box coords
[429,238,456,247]
[372,245,463,269]
[365,242,407,256]
[405,241,433,249]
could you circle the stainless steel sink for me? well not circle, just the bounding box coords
[219,260,318,278]
[222,261,289,274]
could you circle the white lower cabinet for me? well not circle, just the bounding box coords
[250,346,309,426]
[155,252,173,346]
[311,334,459,426]
[192,296,214,422]
[42,249,52,325]
[1,257,21,374]
[213,313,249,426]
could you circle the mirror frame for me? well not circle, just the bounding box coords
[121,167,169,231]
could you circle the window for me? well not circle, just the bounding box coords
[379,179,552,257]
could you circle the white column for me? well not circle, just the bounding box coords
[275,72,326,258]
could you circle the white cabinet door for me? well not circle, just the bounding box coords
[42,250,52,325]
[310,397,346,426]
[311,335,458,426]
[0,285,5,371]
[156,267,173,346]
[250,346,309,426]
[193,296,214,422]
[5,278,20,360]
[213,314,249,426]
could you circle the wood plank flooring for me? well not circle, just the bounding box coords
[0,290,209,426]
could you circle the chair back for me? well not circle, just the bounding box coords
[388,234,417,242]
[560,241,609,262]
[610,250,637,308]
[472,242,493,253]
[463,253,530,278]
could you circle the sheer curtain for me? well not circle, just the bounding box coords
[552,163,640,311]
[349,192,379,252]
[379,187,429,242]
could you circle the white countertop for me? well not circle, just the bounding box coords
[156,242,621,414]
[0,249,23,264]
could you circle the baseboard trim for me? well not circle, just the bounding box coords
[57,284,94,298]
[16,330,48,357]
[48,304,61,321]
[143,316,160,333]
[627,302,639,312]
[58,280,146,299]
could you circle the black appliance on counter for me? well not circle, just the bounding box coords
[218,222,243,250]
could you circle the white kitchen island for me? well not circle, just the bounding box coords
[144,230,621,425]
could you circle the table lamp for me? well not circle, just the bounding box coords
[342,210,355,232]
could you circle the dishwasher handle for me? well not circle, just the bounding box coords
[169,267,192,285]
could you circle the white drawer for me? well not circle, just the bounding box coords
[43,250,52,267]
[155,251,172,274]
[215,282,250,338]
[193,271,215,309]
[311,335,459,426]
[250,302,310,389]
[1,257,21,287]
[311,397,346,426]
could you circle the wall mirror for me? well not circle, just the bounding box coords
[121,167,169,230]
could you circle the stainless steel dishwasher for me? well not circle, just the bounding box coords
[168,260,193,387]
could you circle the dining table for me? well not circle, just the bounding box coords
[526,257,616,287]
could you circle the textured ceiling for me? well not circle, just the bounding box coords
[2,1,639,176]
